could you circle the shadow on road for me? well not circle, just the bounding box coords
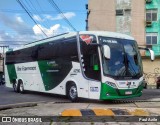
[0,85,160,105]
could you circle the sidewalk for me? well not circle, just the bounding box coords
[0,101,160,124]
[0,101,160,116]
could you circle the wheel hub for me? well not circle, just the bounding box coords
[69,86,77,99]
[20,83,23,91]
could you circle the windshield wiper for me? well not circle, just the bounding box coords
[122,44,139,76]
[126,55,138,76]
[121,45,130,76]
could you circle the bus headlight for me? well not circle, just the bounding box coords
[105,81,117,88]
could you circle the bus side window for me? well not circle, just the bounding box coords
[81,44,101,81]
[31,46,39,61]
[90,54,100,71]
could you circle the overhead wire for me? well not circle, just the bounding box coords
[48,0,77,32]
[25,0,51,28]
[0,40,29,46]
[35,0,54,28]
[0,9,86,14]
[1,0,80,46]
[19,0,48,37]
[0,43,26,45]
[16,0,48,37]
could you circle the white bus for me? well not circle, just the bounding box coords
[5,31,154,101]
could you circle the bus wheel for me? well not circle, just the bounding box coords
[18,80,25,94]
[67,83,78,102]
[13,83,17,92]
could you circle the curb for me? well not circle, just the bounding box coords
[0,102,38,111]
[61,108,149,116]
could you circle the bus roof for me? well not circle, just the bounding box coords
[80,31,134,40]
[12,31,135,51]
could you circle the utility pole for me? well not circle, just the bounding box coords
[85,4,90,31]
[0,46,9,81]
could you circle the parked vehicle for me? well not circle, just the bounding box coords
[156,77,160,89]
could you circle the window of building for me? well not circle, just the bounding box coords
[116,9,124,16]
[116,9,131,16]
[146,33,158,45]
[146,9,158,21]
[124,9,131,15]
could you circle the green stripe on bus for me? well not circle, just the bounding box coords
[7,64,17,83]
[38,60,72,91]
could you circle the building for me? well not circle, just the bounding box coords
[87,0,160,84]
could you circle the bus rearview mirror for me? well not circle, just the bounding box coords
[148,49,155,61]
[103,45,110,59]
[138,47,155,61]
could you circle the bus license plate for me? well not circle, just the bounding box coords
[125,91,132,95]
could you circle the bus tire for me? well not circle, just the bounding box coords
[13,80,18,92]
[13,82,17,92]
[67,83,78,102]
[18,80,25,94]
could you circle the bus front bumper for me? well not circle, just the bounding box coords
[100,83,144,100]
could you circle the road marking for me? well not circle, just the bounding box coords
[61,108,149,116]
[61,109,82,116]
[92,109,115,116]
[129,109,149,116]
[80,109,96,116]
[111,109,131,115]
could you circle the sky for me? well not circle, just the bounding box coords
[0,0,88,50]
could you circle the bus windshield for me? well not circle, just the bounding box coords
[99,36,143,79]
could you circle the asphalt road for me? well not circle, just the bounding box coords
[0,84,160,105]
[0,85,69,105]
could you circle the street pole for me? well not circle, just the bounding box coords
[0,46,9,83]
